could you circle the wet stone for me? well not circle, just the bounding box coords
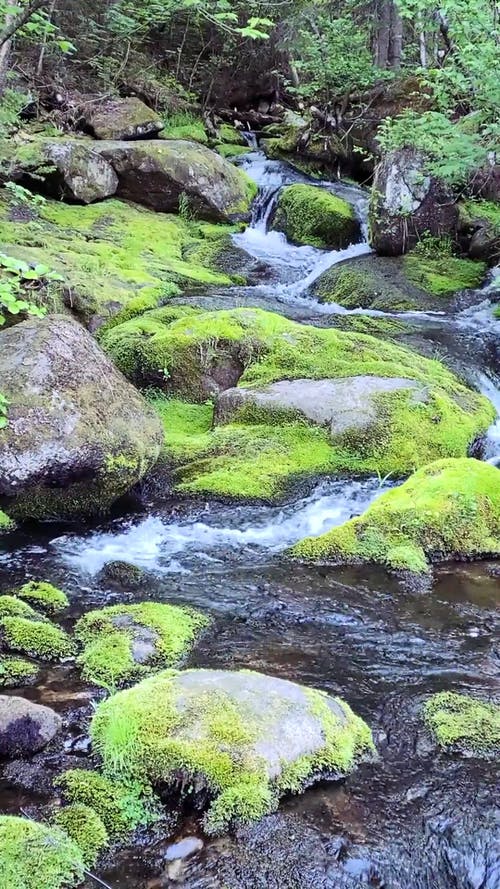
[0,696,61,757]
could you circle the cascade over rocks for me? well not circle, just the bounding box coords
[0,696,61,757]
[96,139,257,221]
[369,149,458,255]
[86,97,164,141]
[0,315,163,521]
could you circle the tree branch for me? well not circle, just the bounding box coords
[0,0,50,49]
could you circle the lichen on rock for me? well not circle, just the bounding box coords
[289,458,500,573]
[75,601,210,688]
[424,691,500,755]
[90,668,374,834]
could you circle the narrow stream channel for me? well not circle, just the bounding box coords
[0,149,499,888]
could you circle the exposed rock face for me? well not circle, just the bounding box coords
[87,97,164,140]
[97,139,256,221]
[0,696,61,756]
[42,141,118,203]
[0,315,163,521]
[215,377,427,438]
[369,149,458,255]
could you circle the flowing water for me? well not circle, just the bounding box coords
[1,150,499,889]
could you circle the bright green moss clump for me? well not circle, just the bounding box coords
[56,769,150,837]
[424,691,500,754]
[290,458,500,572]
[0,616,74,660]
[161,111,209,144]
[51,805,109,867]
[14,581,69,614]
[0,656,38,687]
[75,601,210,689]
[0,595,42,620]
[0,509,14,532]
[90,668,374,834]
[216,143,252,159]
[272,184,360,249]
[403,250,486,296]
[0,815,85,889]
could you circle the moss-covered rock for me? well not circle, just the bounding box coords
[0,595,43,621]
[75,602,210,689]
[0,509,14,533]
[56,769,149,837]
[97,560,145,588]
[87,97,164,140]
[0,194,240,327]
[271,184,360,249]
[51,805,109,867]
[289,458,500,573]
[0,315,163,521]
[97,139,257,221]
[0,656,39,687]
[161,113,208,144]
[14,581,69,615]
[215,143,252,159]
[424,691,500,755]
[311,251,486,312]
[459,199,500,263]
[217,124,246,146]
[90,668,374,834]
[100,306,494,499]
[0,616,74,660]
[0,815,85,889]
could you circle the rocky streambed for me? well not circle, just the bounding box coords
[0,138,499,889]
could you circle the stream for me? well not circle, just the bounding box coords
[1,149,499,888]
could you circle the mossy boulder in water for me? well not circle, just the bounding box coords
[13,581,69,615]
[290,458,500,573]
[75,602,210,688]
[271,184,360,249]
[97,139,257,221]
[0,315,163,521]
[0,815,85,889]
[0,695,61,756]
[101,306,494,499]
[369,149,458,255]
[90,668,374,833]
[0,615,74,660]
[87,97,164,140]
[0,656,38,688]
[423,691,500,755]
[311,251,486,312]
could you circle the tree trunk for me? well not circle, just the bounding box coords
[390,2,403,68]
[375,0,392,68]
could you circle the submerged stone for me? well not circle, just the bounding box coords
[0,695,61,756]
[424,691,500,755]
[75,602,210,688]
[271,183,360,249]
[0,315,163,521]
[289,458,500,573]
[0,815,85,889]
[90,668,374,834]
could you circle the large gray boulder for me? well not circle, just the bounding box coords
[87,97,164,141]
[369,149,458,255]
[91,668,374,833]
[215,376,428,438]
[0,695,61,757]
[0,315,163,521]
[97,139,256,221]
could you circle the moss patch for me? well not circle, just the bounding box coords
[424,691,500,754]
[403,250,486,296]
[0,655,39,687]
[0,595,43,621]
[0,509,14,532]
[51,805,109,867]
[161,112,208,144]
[290,458,500,572]
[216,143,252,159]
[56,769,151,837]
[90,668,374,834]
[0,815,85,889]
[0,195,239,327]
[271,184,360,249]
[75,601,210,689]
[14,581,69,614]
[0,616,74,660]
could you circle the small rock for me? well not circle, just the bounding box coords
[0,695,61,757]
[164,836,204,861]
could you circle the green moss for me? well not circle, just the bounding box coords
[315,267,416,311]
[0,195,237,326]
[14,581,69,614]
[161,112,208,144]
[56,769,150,837]
[217,124,246,145]
[0,616,74,660]
[0,508,14,532]
[0,595,42,620]
[216,144,252,159]
[424,691,500,754]
[403,250,486,296]
[75,601,210,689]
[272,184,359,249]
[290,458,500,572]
[51,805,109,868]
[461,199,500,230]
[0,655,39,687]
[0,815,85,889]
[90,669,374,834]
